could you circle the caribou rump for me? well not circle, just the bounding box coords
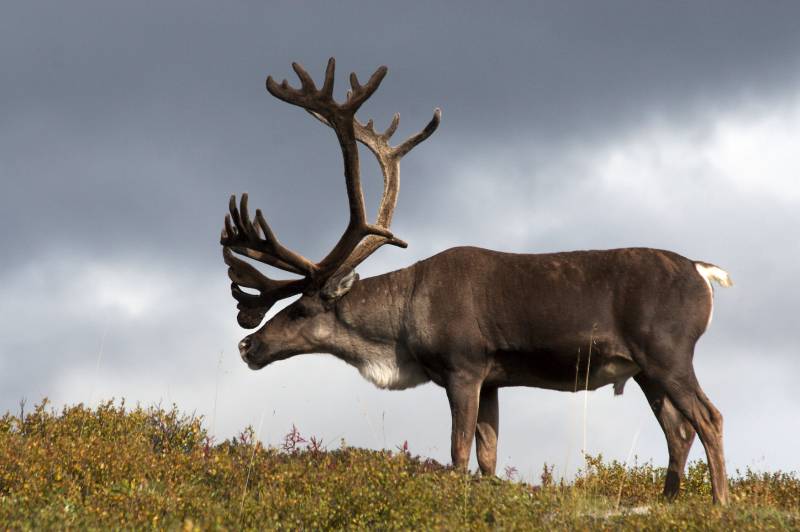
[220,58,733,504]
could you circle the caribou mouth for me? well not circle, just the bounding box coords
[243,349,295,370]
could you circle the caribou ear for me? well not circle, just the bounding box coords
[321,268,359,301]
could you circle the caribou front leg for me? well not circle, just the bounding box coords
[475,386,499,476]
[445,377,481,472]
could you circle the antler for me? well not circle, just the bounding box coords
[266,58,396,250]
[308,106,441,273]
[221,194,314,328]
[223,194,317,276]
[222,58,440,327]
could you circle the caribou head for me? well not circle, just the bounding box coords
[221,58,439,371]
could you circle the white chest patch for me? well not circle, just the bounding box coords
[357,359,430,390]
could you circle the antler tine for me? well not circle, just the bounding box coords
[222,247,307,328]
[349,72,361,93]
[345,66,388,112]
[394,108,442,159]
[222,193,318,276]
[291,62,318,92]
[266,60,333,115]
[383,113,400,140]
[320,57,335,99]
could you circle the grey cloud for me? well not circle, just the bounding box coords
[4,1,800,264]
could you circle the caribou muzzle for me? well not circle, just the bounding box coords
[238,336,265,370]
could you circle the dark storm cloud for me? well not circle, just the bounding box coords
[3,0,800,269]
[2,1,800,474]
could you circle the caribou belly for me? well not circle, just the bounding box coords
[487,348,641,394]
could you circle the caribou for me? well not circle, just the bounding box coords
[220,58,733,504]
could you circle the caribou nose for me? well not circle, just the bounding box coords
[238,337,253,359]
[238,336,264,369]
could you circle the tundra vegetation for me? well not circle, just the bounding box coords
[1,401,798,530]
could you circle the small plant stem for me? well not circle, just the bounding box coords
[563,347,582,481]
[356,395,381,448]
[78,320,109,442]
[211,350,223,438]
[616,422,643,510]
[89,319,110,408]
[463,470,469,525]
[580,327,596,503]
[582,327,595,465]
[239,409,266,526]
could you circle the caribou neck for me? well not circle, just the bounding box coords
[332,266,415,358]
[324,266,428,390]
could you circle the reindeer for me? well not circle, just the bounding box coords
[220,58,733,504]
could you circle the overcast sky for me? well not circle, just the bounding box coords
[2,1,799,481]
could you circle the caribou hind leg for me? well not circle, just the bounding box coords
[635,373,697,499]
[475,386,499,476]
[679,383,729,505]
[642,359,729,505]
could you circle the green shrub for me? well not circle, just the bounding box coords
[0,400,797,530]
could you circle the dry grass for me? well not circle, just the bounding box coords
[1,400,798,530]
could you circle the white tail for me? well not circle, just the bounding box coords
[695,262,733,289]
